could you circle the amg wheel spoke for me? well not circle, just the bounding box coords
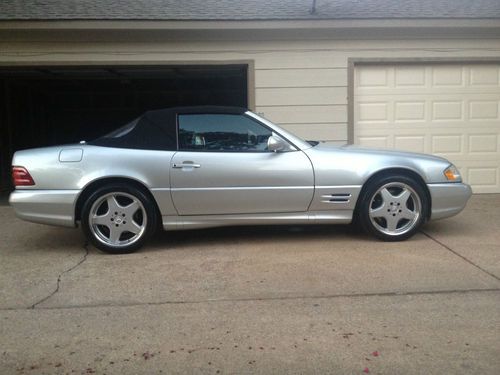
[386,215,399,232]
[92,214,110,227]
[380,188,394,204]
[401,207,417,221]
[107,195,122,212]
[396,188,411,205]
[108,226,123,244]
[124,220,141,235]
[123,200,140,216]
[370,204,386,218]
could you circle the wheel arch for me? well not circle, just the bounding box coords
[74,176,161,223]
[354,168,432,221]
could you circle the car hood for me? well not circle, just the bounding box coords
[313,143,450,164]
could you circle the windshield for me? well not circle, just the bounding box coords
[245,111,312,150]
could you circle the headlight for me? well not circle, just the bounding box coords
[444,165,462,182]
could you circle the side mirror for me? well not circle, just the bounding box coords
[267,134,287,152]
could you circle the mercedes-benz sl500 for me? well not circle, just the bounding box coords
[10,106,471,253]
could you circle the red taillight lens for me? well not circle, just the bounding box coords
[12,166,35,186]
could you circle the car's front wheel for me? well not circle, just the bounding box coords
[81,184,157,253]
[358,175,428,241]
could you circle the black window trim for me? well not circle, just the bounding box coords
[175,112,299,153]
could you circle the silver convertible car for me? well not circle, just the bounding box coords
[10,106,472,253]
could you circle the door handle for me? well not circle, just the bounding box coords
[172,162,201,169]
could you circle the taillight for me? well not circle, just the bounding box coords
[12,166,35,186]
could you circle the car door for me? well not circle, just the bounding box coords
[170,112,314,215]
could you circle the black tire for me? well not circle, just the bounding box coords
[81,183,158,254]
[358,175,428,241]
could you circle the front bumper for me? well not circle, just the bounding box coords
[427,183,472,220]
[9,189,80,227]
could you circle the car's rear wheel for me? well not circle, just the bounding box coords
[81,184,157,253]
[358,175,428,241]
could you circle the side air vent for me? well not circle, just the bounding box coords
[321,193,352,203]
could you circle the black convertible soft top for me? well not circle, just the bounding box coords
[89,106,248,151]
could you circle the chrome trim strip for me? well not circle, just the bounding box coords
[321,193,352,203]
[309,185,362,211]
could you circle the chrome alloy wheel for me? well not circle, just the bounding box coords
[368,182,422,236]
[89,192,147,247]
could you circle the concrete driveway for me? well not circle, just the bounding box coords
[0,195,499,374]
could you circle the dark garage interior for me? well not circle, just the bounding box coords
[0,64,249,192]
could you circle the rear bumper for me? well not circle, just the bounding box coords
[427,183,472,220]
[9,189,79,227]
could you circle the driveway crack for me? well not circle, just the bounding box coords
[420,230,500,282]
[29,241,90,309]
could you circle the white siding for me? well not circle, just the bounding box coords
[255,68,347,87]
[256,87,346,106]
[1,37,500,144]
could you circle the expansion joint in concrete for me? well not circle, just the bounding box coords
[420,230,500,283]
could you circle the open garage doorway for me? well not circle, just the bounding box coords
[0,64,250,191]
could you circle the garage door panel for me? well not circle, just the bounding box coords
[431,66,465,87]
[356,66,389,87]
[357,95,499,127]
[394,101,426,122]
[432,101,464,121]
[357,87,500,96]
[355,63,500,193]
[469,100,499,120]
[357,66,496,89]
[357,102,390,123]
[431,134,463,154]
[469,134,499,153]
[395,66,426,87]
[469,66,500,86]
[468,167,499,188]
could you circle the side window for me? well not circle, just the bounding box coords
[178,114,273,152]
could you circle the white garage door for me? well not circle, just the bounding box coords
[354,63,500,193]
